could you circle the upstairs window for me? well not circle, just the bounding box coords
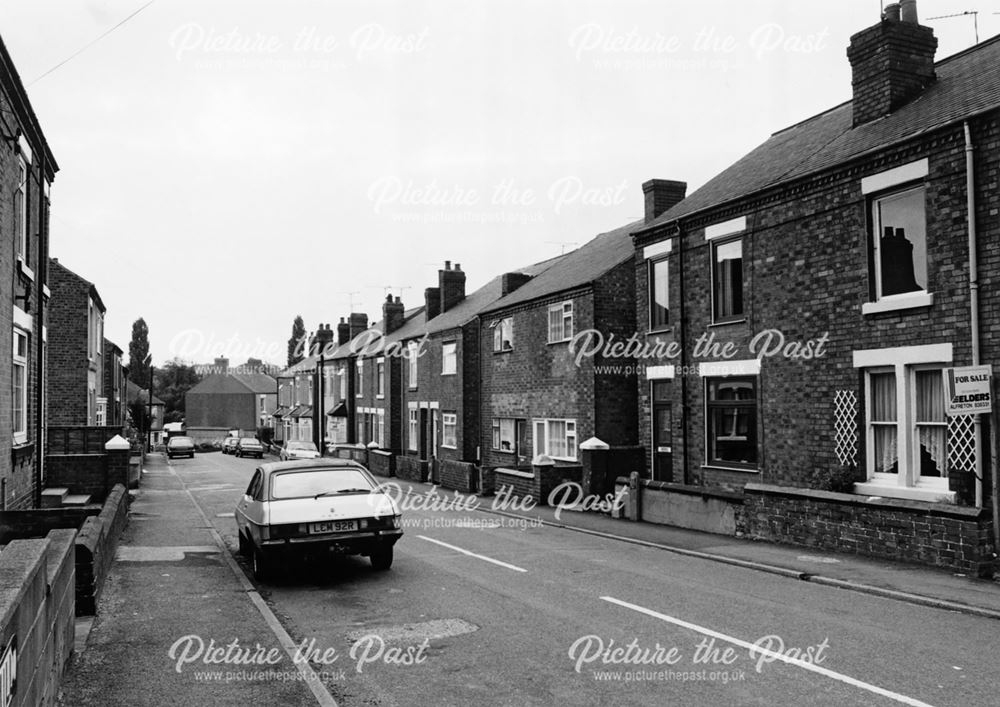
[15,157,27,264]
[493,317,513,352]
[441,342,457,375]
[871,186,927,299]
[13,329,28,443]
[547,302,573,343]
[649,258,669,329]
[407,341,419,388]
[376,359,385,398]
[355,360,364,398]
[712,238,743,323]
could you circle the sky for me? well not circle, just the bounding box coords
[2,0,997,368]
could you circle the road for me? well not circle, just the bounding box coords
[164,450,995,706]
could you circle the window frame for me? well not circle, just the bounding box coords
[492,417,516,453]
[15,156,27,266]
[442,412,457,449]
[648,257,670,331]
[441,341,457,375]
[407,408,419,452]
[710,236,744,325]
[704,376,759,471]
[547,302,574,344]
[532,418,577,461]
[869,184,929,303]
[12,328,28,444]
[355,359,364,398]
[376,358,385,399]
[493,317,514,352]
[407,341,419,390]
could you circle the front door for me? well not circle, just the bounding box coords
[430,408,440,483]
[651,382,673,482]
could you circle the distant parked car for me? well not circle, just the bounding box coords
[279,440,320,461]
[235,459,402,580]
[236,437,265,459]
[222,436,240,455]
[166,436,196,459]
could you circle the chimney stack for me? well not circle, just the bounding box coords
[501,272,533,297]
[348,313,369,340]
[314,323,335,354]
[424,287,441,320]
[382,295,405,335]
[848,0,937,127]
[337,317,351,345]
[641,180,687,224]
[214,357,229,375]
[439,262,466,314]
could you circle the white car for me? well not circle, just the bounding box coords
[235,459,402,581]
[279,440,321,461]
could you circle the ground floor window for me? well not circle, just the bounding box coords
[864,365,949,484]
[492,418,516,452]
[13,328,28,443]
[408,408,419,451]
[705,377,758,469]
[533,418,577,461]
[442,412,457,448]
[96,398,107,427]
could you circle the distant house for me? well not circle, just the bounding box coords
[47,258,108,427]
[185,358,277,440]
[126,380,165,445]
[103,339,127,427]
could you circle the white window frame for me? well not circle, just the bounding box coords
[407,341,419,389]
[15,157,27,265]
[532,418,577,461]
[96,397,108,426]
[854,344,955,502]
[376,358,385,399]
[338,363,347,400]
[356,359,364,398]
[408,408,419,451]
[547,301,574,344]
[493,317,513,352]
[12,328,28,444]
[710,236,744,324]
[442,412,457,449]
[377,409,386,447]
[492,418,516,453]
[648,257,670,330]
[441,342,457,375]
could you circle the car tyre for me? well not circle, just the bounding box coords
[370,546,393,571]
[251,546,274,581]
[237,531,250,557]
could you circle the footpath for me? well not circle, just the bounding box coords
[58,453,333,707]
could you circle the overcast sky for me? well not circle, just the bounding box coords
[2,0,996,367]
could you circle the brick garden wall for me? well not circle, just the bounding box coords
[395,455,428,483]
[438,458,478,493]
[740,484,993,575]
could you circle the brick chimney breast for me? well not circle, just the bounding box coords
[439,262,466,314]
[382,294,405,335]
[348,313,369,340]
[641,180,687,224]
[425,287,441,320]
[501,272,533,297]
[315,323,335,354]
[337,317,351,346]
[847,3,937,127]
[214,357,229,375]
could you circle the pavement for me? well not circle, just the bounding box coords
[60,452,1000,705]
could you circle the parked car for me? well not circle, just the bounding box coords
[236,437,265,459]
[279,440,321,461]
[166,436,196,459]
[222,436,240,455]
[235,459,402,580]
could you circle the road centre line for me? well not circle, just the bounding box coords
[600,596,935,707]
[167,462,338,707]
[417,535,528,573]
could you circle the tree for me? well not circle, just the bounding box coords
[128,318,151,386]
[155,358,203,423]
[288,315,306,367]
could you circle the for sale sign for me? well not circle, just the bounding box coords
[944,366,993,416]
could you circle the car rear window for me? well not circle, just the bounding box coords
[288,442,317,451]
[270,468,373,500]
[240,438,259,444]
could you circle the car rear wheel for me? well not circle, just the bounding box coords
[237,531,249,557]
[252,546,274,581]
[370,546,393,571]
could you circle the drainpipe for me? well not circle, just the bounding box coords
[676,222,690,486]
[34,150,46,508]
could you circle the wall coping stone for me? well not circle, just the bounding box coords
[640,480,745,503]
[743,482,987,520]
[496,468,534,480]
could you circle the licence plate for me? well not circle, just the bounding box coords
[309,520,358,534]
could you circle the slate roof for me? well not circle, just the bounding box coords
[639,32,1000,230]
[187,372,276,396]
[480,219,644,315]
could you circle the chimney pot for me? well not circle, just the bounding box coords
[900,0,918,24]
[444,260,451,270]
[883,3,901,22]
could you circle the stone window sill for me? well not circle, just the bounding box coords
[861,292,934,316]
[853,481,955,504]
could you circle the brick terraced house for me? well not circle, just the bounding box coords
[1,35,57,509]
[630,3,1000,574]
[185,357,276,441]
[393,259,561,491]
[47,259,107,427]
